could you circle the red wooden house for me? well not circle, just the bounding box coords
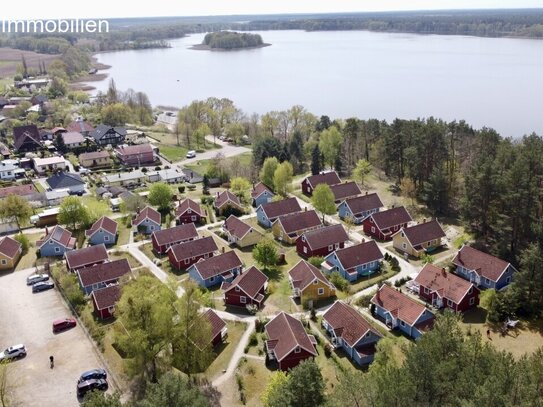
[301,171,341,196]
[91,284,121,319]
[203,309,228,346]
[65,244,109,272]
[221,266,269,308]
[296,224,349,258]
[415,264,479,312]
[329,181,362,203]
[175,198,207,225]
[151,223,198,254]
[265,312,318,371]
[362,206,413,241]
[167,236,218,270]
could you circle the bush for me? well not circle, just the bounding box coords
[246,304,258,315]
[394,276,412,287]
[310,308,317,321]
[60,273,87,312]
[248,331,258,347]
[14,233,30,255]
[308,256,324,269]
[155,166,162,171]
[178,186,185,193]
[329,271,350,293]
[187,184,197,191]
[255,317,269,333]
[355,293,375,308]
[141,167,148,173]
[324,343,333,357]
[201,196,215,205]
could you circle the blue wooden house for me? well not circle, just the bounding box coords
[256,197,301,228]
[188,250,243,288]
[337,193,384,224]
[321,240,383,282]
[37,225,76,257]
[77,259,132,295]
[132,206,161,234]
[370,284,435,340]
[251,182,274,208]
[85,216,118,246]
[322,301,382,365]
[452,245,516,290]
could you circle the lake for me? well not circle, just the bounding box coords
[90,30,543,138]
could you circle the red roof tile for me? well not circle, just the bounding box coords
[332,240,383,270]
[152,224,198,246]
[79,151,110,161]
[133,206,161,226]
[330,181,362,202]
[371,284,431,326]
[400,219,445,247]
[415,264,475,304]
[222,266,268,300]
[169,236,218,262]
[62,131,85,145]
[92,284,121,310]
[0,184,38,199]
[251,182,273,199]
[85,216,118,238]
[203,309,226,341]
[116,143,153,157]
[191,250,242,280]
[259,197,301,220]
[342,193,384,216]
[0,236,22,259]
[223,215,253,239]
[214,190,242,209]
[78,259,131,288]
[370,206,412,230]
[67,120,95,134]
[304,172,341,189]
[300,224,349,250]
[275,210,322,235]
[265,312,317,361]
[65,244,109,270]
[323,301,381,347]
[175,198,205,218]
[288,260,335,292]
[452,245,512,283]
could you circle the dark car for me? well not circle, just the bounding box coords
[78,368,107,383]
[76,379,108,398]
[26,274,49,286]
[32,281,54,293]
[52,318,76,333]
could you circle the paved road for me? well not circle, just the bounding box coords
[173,137,250,169]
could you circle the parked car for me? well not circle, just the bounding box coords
[0,344,26,361]
[68,190,84,196]
[78,368,107,383]
[186,150,196,158]
[32,281,55,293]
[26,274,49,286]
[52,318,77,333]
[77,379,108,398]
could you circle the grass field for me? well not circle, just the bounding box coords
[204,321,248,381]
[184,152,253,176]
[15,233,43,271]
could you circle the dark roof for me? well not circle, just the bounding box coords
[152,224,198,246]
[332,240,383,270]
[67,120,95,134]
[221,266,268,299]
[175,198,205,218]
[342,193,384,216]
[288,260,334,292]
[37,225,75,249]
[300,224,349,250]
[169,236,218,262]
[78,259,131,288]
[0,236,22,259]
[265,312,317,361]
[191,250,243,280]
[46,172,85,189]
[452,245,512,283]
[116,143,153,156]
[371,284,432,326]
[259,197,301,220]
[370,206,412,230]
[275,210,322,235]
[91,124,127,142]
[415,264,475,304]
[251,182,273,199]
[80,151,110,161]
[304,171,342,189]
[65,244,109,270]
[215,190,242,209]
[85,216,118,238]
[133,206,161,226]
[13,125,41,151]
[223,215,253,239]
[0,184,38,199]
[330,181,362,202]
[92,284,121,310]
[323,301,381,347]
[203,309,226,340]
[401,219,446,247]
[62,131,85,145]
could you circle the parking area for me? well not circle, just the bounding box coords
[0,268,113,406]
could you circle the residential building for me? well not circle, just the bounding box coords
[322,240,384,282]
[188,250,243,288]
[132,206,161,234]
[175,198,207,225]
[296,224,349,258]
[146,168,184,183]
[221,266,268,309]
[251,182,274,207]
[256,197,301,228]
[91,125,126,146]
[288,260,336,302]
[13,125,42,152]
[214,190,243,215]
[36,225,76,257]
[77,259,131,295]
[0,184,38,200]
[222,215,261,248]
[85,216,118,246]
[167,236,218,270]
[32,156,67,174]
[392,219,446,258]
[362,206,412,240]
[91,284,121,319]
[61,131,85,149]
[202,309,228,346]
[151,223,198,254]
[0,162,19,180]
[116,144,155,166]
[0,236,22,270]
[329,181,362,203]
[301,171,341,196]
[46,172,85,193]
[66,119,95,137]
[272,209,322,244]
[65,244,109,272]
[103,170,145,187]
[338,193,384,224]
[79,151,112,168]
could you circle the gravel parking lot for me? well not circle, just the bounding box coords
[0,268,113,407]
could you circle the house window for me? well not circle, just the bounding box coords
[469,297,475,305]
[318,288,324,295]
[313,279,318,284]
[150,226,154,231]
[328,245,333,251]
[371,227,375,233]
[400,320,405,327]
[506,276,512,283]
[362,264,367,270]
[447,299,453,307]
[485,278,491,285]
[0,259,6,265]
[49,240,53,244]
[303,247,307,254]
[209,276,215,283]
[240,296,246,304]
[185,259,190,265]
[235,286,240,292]
[104,236,109,241]
[424,287,430,294]
[468,287,473,294]
[187,209,192,214]
[191,216,197,221]
[55,247,60,253]
[402,243,407,249]
[204,253,209,259]
[335,243,339,249]
[294,347,301,353]
[401,232,404,237]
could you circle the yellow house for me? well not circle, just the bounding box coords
[272,210,322,245]
[0,236,23,270]
[288,260,336,303]
[222,215,261,248]
[79,151,112,168]
[392,219,446,258]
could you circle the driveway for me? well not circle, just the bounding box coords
[173,136,250,168]
[0,269,113,407]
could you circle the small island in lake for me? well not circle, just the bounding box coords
[191,31,270,51]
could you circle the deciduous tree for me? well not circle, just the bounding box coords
[273,161,293,197]
[138,372,209,407]
[252,239,279,270]
[260,157,279,190]
[0,194,33,230]
[148,183,173,212]
[58,196,90,231]
[353,159,372,187]
[319,126,343,169]
[312,184,336,222]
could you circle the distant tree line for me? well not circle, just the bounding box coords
[203,31,264,49]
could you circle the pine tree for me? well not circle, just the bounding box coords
[311,144,322,175]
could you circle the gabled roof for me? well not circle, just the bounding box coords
[258,197,301,220]
[342,193,384,216]
[398,219,446,247]
[304,172,341,189]
[251,182,273,199]
[452,245,513,283]
[415,264,475,304]
[62,131,85,145]
[223,215,253,240]
[275,210,322,235]
[91,124,127,142]
[0,236,22,259]
[79,151,110,161]
[371,284,432,326]
[0,184,37,199]
[369,206,412,230]
[37,225,75,249]
[78,259,131,288]
[133,206,161,226]
[175,198,205,218]
[288,259,335,292]
[265,312,317,361]
[67,120,95,134]
[168,236,218,262]
[13,125,41,150]
[222,266,268,299]
[203,309,226,340]
[152,224,198,246]
[46,172,85,189]
[300,224,349,250]
[92,284,121,311]
[323,301,381,347]
[329,240,383,270]
[330,181,362,202]
[85,216,118,238]
[215,190,242,209]
[65,244,109,270]
[191,250,243,280]
[116,143,153,157]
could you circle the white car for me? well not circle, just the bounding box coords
[0,344,26,361]
[186,150,196,158]
[26,274,50,286]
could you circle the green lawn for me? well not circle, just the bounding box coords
[109,250,142,269]
[184,152,252,176]
[33,182,45,193]
[116,223,132,246]
[205,321,247,381]
[15,233,43,271]
[160,145,188,162]
[139,242,182,278]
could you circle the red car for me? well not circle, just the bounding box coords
[52,318,76,333]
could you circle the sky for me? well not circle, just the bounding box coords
[1,0,542,20]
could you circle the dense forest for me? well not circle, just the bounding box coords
[202,31,264,49]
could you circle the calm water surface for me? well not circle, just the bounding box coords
[90,30,543,137]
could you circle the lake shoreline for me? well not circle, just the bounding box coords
[189,43,271,51]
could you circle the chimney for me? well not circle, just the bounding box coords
[365,191,368,195]
[422,218,426,223]
[136,206,140,214]
[221,246,225,254]
[216,191,219,198]
[442,268,446,276]
[361,238,365,243]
